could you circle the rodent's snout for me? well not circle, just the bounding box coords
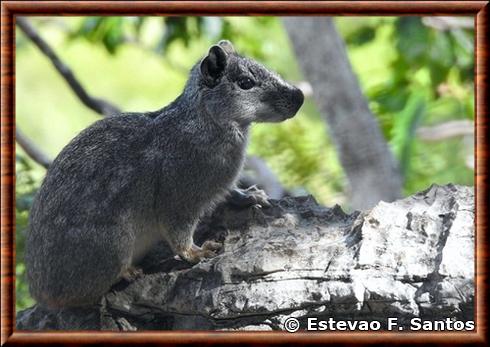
[256,83,304,123]
[291,87,304,111]
[285,87,304,119]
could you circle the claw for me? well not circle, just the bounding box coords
[179,242,221,264]
[228,187,271,208]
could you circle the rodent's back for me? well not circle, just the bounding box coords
[31,115,157,225]
[26,114,157,308]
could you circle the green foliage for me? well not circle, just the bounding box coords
[344,26,376,46]
[337,17,473,195]
[249,101,345,199]
[71,17,126,54]
[390,93,426,178]
[68,17,286,66]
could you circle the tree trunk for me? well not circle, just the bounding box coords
[16,184,474,331]
[282,17,403,210]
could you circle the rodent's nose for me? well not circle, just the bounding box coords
[292,87,304,108]
[288,87,304,116]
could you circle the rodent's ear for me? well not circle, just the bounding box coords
[217,40,235,54]
[200,45,228,86]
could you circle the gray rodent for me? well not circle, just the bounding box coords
[25,40,304,309]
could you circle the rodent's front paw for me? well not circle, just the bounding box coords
[229,186,271,209]
[246,186,271,208]
[179,242,220,264]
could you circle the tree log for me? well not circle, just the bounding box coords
[16,184,474,331]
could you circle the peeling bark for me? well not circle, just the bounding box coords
[16,184,474,331]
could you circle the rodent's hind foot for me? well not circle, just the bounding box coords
[120,266,144,282]
[178,242,221,264]
[228,186,271,209]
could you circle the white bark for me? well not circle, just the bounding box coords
[17,184,474,331]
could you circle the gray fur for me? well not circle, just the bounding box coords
[25,40,304,309]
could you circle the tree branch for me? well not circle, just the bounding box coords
[417,120,473,142]
[422,17,474,31]
[16,17,121,117]
[16,128,52,169]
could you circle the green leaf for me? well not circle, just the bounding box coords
[345,26,376,46]
[69,17,125,55]
[395,17,430,65]
[390,93,426,178]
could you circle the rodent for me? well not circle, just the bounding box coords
[25,40,304,309]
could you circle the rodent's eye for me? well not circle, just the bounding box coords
[237,77,255,90]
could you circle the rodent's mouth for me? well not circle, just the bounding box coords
[255,111,297,123]
[255,94,303,123]
[275,101,303,121]
[255,86,303,123]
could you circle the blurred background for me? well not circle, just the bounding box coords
[15,16,474,310]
